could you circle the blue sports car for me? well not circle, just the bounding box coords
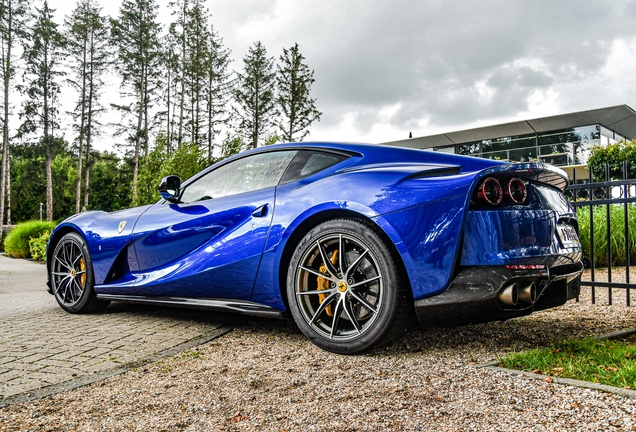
[47,142,583,353]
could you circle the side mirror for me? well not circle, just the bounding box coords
[158,175,181,203]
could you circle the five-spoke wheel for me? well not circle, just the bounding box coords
[50,232,109,313]
[287,219,412,354]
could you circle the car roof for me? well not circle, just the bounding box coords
[245,141,505,173]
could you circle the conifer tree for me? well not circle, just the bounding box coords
[159,31,179,152]
[168,0,188,147]
[0,0,29,238]
[110,0,160,204]
[168,0,232,152]
[19,0,65,221]
[234,41,276,149]
[276,43,321,142]
[184,0,209,147]
[202,25,232,163]
[65,0,110,213]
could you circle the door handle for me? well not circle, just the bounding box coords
[252,204,269,217]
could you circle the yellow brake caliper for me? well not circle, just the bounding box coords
[79,258,86,288]
[317,250,338,316]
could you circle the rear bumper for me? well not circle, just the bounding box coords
[414,262,583,327]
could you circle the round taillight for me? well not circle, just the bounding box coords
[507,177,527,204]
[477,177,503,205]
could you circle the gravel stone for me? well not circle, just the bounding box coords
[1,281,635,430]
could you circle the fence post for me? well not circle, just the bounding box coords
[605,163,613,305]
[625,161,631,306]
[589,166,596,304]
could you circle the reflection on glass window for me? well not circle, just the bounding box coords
[300,153,342,176]
[180,151,297,203]
[457,142,481,155]
[433,146,455,154]
[431,123,621,167]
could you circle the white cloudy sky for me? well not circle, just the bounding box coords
[51,0,636,148]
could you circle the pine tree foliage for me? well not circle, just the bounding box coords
[234,41,276,149]
[159,31,179,152]
[0,0,29,238]
[166,0,233,158]
[219,133,244,160]
[19,0,66,221]
[276,43,321,143]
[110,0,161,204]
[0,3,325,225]
[183,0,208,147]
[65,0,110,213]
[168,0,188,146]
[201,25,232,163]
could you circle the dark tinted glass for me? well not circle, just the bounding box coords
[280,150,348,184]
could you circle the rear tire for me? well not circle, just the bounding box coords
[286,218,413,354]
[50,232,110,313]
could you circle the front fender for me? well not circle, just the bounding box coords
[47,205,152,285]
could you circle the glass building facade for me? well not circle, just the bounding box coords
[383,106,636,184]
[431,124,626,168]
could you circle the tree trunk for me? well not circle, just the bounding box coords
[0,141,7,230]
[83,164,90,211]
[131,68,145,204]
[6,144,10,224]
[45,145,53,220]
[207,72,212,163]
[177,0,187,147]
[0,4,13,241]
[166,60,171,153]
[84,28,96,211]
[75,38,88,214]
[144,63,149,157]
[42,38,53,221]
[0,132,7,238]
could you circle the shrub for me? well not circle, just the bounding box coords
[3,220,57,259]
[0,229,9,253]
[587,140,636,181]
[576,204,636,267]
[29,230,51,262]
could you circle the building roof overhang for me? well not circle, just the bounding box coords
[382,105,636,149]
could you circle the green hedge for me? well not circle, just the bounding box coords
[587,140,636,181]
[29,230,51,261]
[576,204,636,267]
[3,221,57,259]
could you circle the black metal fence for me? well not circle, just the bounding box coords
[565,162,636,305]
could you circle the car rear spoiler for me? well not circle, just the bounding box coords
[474,162,570,192]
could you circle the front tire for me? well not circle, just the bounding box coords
[50,232,109,313]
[286,218,413,354]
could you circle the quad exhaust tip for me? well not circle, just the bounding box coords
[499,281,537,306]
[498,283,518,306]
[518,281,536,304]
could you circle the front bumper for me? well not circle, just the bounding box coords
[414,262,583,327]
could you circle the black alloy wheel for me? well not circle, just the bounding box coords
[50,232,109,313]
[287,218,413,354]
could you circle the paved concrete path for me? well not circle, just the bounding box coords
[0,254,229,402]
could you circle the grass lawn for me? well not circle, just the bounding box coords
[499,333,636,389]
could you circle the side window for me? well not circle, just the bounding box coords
[280,150,348,184]
[180,151,297,203]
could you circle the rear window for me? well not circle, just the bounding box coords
[280,150,348,183]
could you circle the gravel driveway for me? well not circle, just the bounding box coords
[1,285,635,431]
